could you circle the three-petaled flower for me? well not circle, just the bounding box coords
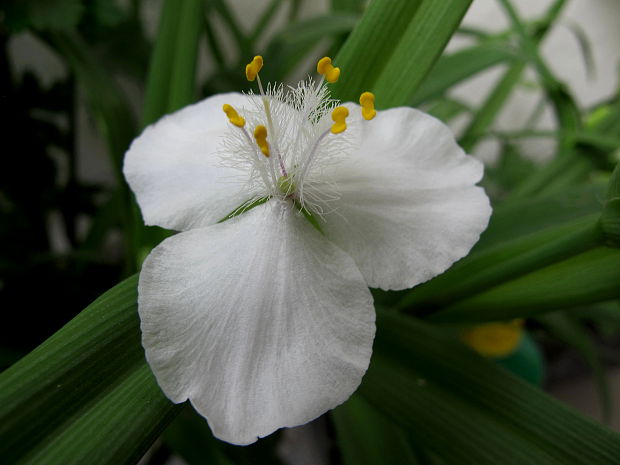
[123,56,491,445]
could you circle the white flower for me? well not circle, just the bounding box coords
[123,56,491,445]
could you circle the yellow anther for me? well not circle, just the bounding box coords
[331,106,349,134]
[254,125,270,157]
[245,55,263,82]
[359,91,376,120]
[222,104,245,128]
[317,57,340,83]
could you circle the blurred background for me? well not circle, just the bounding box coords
[2,0,620,463]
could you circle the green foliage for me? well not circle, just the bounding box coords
[331,0,473,106]
[361,312,620,465]
[332,395,421,465]
[0,277,180,465]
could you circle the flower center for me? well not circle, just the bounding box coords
[221,55,377,216]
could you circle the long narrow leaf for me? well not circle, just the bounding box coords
[360,312,620,464]
[0,277,181,464]
[332,395,420,465]
[412,44,516,106]
[430,246,620,323]
[331,0,472,107]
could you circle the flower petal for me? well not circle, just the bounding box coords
[322,106,492,290]
[123,92,261,231]
[138,200,375,445]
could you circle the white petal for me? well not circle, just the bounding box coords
[322,106,492,290]
[123,93,261,231]
[138,200,375,445]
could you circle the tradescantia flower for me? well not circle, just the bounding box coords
[123,55,492,445]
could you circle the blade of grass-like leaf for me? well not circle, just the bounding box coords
[426,98,471,123]
[534,157,594,196]
[142,0,182,126]
[331,0,366,13]
[459,0,568,152]
[331,0,472,107]
[411,44,516,106]
[163,407,233,465]
[459,61,526,151]
[430,246,620,323]
[332,395,421,465]
[167,0,204,112]
[563,21,595,80]
[510,152,593,199]
[361,312,620,465]
[21,364,178,465]
[478,181,607,250]
[536,313,611,422]
[498,0,581,148]
[370,0,473,107]
[398,216,602,313]
[396,182,607,311]
[0,276,181,464]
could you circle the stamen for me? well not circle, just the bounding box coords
[331,106,349,134]
[359,92,376,120]
[244,55,287,177]
[222,104,246,127]
[253,125,270,157]
[317,57,340,83]
[245,56,263,82]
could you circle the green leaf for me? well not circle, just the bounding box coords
[412,44,516,105]
[459,61,526,152]
[397,182,607,311]
[398,216,602,313]
[332,395,421,465]
[459,0,568,152]
[425,98,471,123]
[478,181,607,250]
[563,21,596,80]
[167,0,204,112]
[498,0,582,143]
[430,246,620,323]
[606,163,620,203]
[602,198,620,247]
[360,312,620,464]
[331,0,472,107]
[142,0,204,126]
[163,407,233,465]
[142,0,182,126]
[536,313,611,422]
[0,277,181,464]
[331,0,366,13]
